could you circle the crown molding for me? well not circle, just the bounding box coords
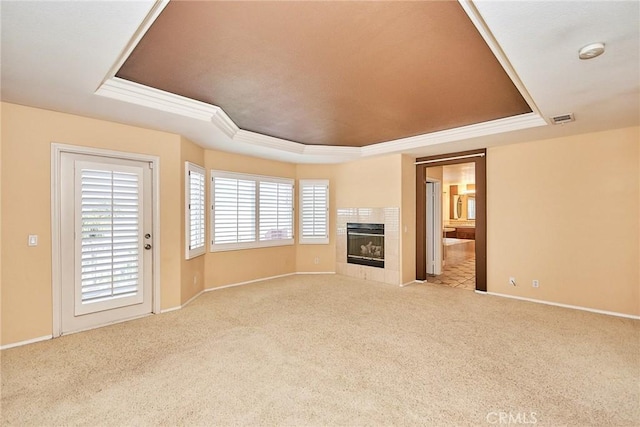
[458,0,545,122]
[234,129,305,154]
[96,77,221,122]
[210,108,239,139]
[234,129,362,160]
[96,76,546,162]
[302,144,360,160]
[96,77,239,139]
[361,113,547,157]
[98,0,170,88]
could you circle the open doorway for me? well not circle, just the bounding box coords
[425,162,476,290]
[415,149,486,292]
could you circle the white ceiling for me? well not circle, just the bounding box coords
[1,0,638,164]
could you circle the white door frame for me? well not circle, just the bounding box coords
[51,143,161,337]
[425,178,443,275]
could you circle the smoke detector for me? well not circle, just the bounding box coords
[551,113,575,125]
[579,42,605,60]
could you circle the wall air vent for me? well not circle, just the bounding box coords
[551,113,575,125]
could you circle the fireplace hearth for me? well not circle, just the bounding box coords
[347,223,384,268]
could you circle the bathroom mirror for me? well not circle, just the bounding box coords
[450,194,476,220]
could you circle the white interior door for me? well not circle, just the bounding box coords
[59,152,153,334]
[426,180,443,275]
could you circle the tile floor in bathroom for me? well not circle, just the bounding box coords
[426,256,476,291]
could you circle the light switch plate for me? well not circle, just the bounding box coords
[28,235,38,246]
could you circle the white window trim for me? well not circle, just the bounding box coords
[185,162,206,259]
[210,170,294,252]
[299,179,329,245]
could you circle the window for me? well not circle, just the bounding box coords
[211,171,294,251]
[467,196,476,220]
[259,181,293,241]
[299,180,329,244]
[185,162,206,259]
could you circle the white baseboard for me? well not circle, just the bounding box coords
[483,291,640,320]
[1,334,53,351]
[60,313,154,338]
[400,280,422,287]
[296,271,336,275]
[2,312,160,349]
[182,289,205,307]
[204,272,296,293]
[162,289,206,313]
[163,272,336,312]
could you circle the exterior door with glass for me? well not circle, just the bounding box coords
[59,152,153,334]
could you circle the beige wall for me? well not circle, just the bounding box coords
[3,101,636,347]
[0,102,185,345]
[401,155,416,284]
[204,149,297,288]
[487,126,639,316]
[297,154,415,281]
[334,154,402,208]
[180,137,206,304]
[332,154,415,283]
[426,166,443,181]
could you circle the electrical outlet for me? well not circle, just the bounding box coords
[509,277,516,286]
[314,257,320,265]
[532,279,539,288]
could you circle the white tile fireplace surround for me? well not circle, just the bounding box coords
[336,207,400,286]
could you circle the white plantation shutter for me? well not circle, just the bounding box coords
[299,180,329,244]
[212,174,256,246]
[211,171,293,251]
[76,165,144,314]
[185,162,206,259]
[259,181,293,241]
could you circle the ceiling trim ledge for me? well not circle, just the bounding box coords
[96,77,547,163]
[98,0,171,88]
[458,0,544,119]
[234,130,306,155]
[96,77,239,138]
[361,113,547,157]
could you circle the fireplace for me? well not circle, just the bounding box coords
[347,223,384,268]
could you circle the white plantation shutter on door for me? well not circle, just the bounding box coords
[75,162,144,315]
[259,181,293,241]
[299,180,329,244]
[186,163,206,259]
[211,171,294,251]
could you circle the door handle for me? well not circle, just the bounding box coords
[144,244,152,250]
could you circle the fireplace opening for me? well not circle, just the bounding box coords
[347,223,384,268]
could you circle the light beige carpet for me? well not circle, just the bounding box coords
[2,274,639,426]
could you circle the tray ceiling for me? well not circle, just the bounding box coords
[116,1,531,147]
[3,1,637,163]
